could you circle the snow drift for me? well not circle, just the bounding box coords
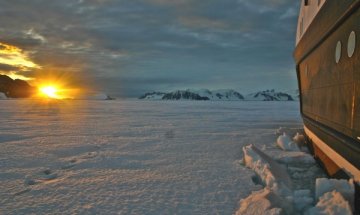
[306,191,352,215]
[276,133,299,151]
[314,178,355,211]
[237,131,356,215]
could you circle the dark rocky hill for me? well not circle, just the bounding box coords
[0,75,35,98]
[162,90,210,100]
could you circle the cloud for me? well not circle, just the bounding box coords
[0,34,43,49]
[0,63,19,72]
[24,29,47,44]
[237,0,293,14]
[0,0,300,97]
[280,7,298,20]
[145,0,194,6]
[178,16,229,30]
[0,42,40,69]
[0,42,41,80]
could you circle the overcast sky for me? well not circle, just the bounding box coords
[0,0,300,97]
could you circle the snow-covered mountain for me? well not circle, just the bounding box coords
[285,89,300,100]
[245,90,295,101]
[139,89,244,101]
[162,90,210,100]
[190,89,244,100]
[139,89,297,101]
[138,92,166,100]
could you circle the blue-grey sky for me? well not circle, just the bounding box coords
[0,0,300,97]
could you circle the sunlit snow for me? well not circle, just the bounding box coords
[0,100,351,214]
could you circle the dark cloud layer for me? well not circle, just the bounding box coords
[0,63,19,72]
[0,0,300,97]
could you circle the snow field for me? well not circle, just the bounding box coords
[0,100,302,214]
[238,130,356,215]
[2,100,354,214]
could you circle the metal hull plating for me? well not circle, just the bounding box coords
[294,0,360,182]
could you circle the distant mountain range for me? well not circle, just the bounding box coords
[139,89,298,101]
[0,74,299,102]
[244,90,297,101]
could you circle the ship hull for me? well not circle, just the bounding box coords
[294,0,360,182]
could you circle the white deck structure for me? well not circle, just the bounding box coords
[296,0,326,45]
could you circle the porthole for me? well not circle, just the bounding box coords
[335,41,342,63]
[347,31,356,57]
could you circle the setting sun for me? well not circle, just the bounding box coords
[34,78,79,100]
[39,85,64,99]
[40,86,59,99]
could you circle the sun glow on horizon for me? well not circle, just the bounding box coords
[40,86,59,99]
[31,71,86,100]
[36,81,80,100]
[0,42,87,100]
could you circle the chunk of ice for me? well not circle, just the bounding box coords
[315,178,354,210]
[306,191,352,215]
[276,133,299,151]
[236,188,285,215]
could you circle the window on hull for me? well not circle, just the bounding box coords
[347,31,356,58]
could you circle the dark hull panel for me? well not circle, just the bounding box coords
[304,116,360,170]
[294,0,360,180]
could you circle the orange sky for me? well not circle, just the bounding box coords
[0,42,39,80]
[0,42,87,99]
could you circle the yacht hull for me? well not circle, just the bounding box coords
[294,0,360,182]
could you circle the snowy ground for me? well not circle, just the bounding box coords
[0,100,319,214]
[238,134,354,215]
